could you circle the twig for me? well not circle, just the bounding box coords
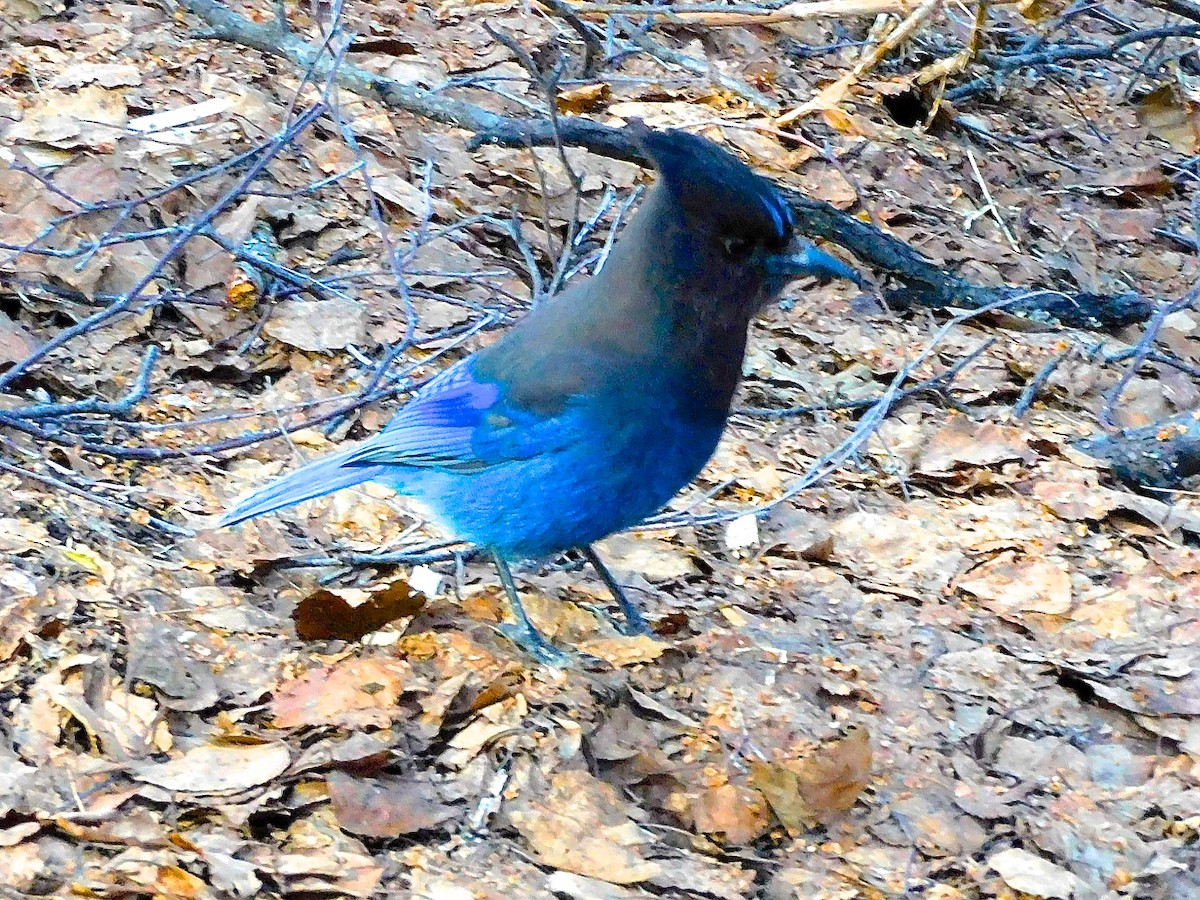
[776,0,945,126]
[0,455,194,537]
[964,149,1021,253]
[615,15,781,112]
[1076,409,1200,490]
[178,0,1163,331]
[947,23,1200,102]
[4,347,160,421]
[557,0,980,25]
[539,0,606,77]
[780,191,1157,329]
[0,102,326,391]
[285,540,471,569]
[1013,344,1071,418]
[1099,291,1198,428]
[739,338,996,418]
[1144,0,1200,26]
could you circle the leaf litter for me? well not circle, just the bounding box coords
[1,0,1199,897]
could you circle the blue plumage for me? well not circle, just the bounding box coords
[219,126,858,663]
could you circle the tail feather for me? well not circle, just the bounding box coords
[218,447,387,527]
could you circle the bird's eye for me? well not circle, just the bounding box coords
[764,231,791,253]
[721,235,754,259]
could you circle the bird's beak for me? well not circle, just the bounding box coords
[765,241,862,286]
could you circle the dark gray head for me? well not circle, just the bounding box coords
[638,127,796,254]
[634,126,859,302]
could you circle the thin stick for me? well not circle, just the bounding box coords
[965,149,1021,253]
[776,0,945,126]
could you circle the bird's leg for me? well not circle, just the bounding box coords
[490,551,573,667]
[582,545,654,636]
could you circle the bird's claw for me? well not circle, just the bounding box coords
[616,607,655,637]
[498,622,575,668]
[578,601,655,637]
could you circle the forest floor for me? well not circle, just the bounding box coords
[1,0,1199,897]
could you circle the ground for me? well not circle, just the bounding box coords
[1,0,1199,898]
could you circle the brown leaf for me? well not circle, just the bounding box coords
[51,63,141,89]
[327,771,456,838]
[598,533,694,582]
[750,761,811,836]
[545,871,643,899]
[8,85,128,150]
[0,569,41,662]
[557,83,611,115]
[830,509,967,594]
[588,705,679,786]
[1031,480,1120,521]
[1087,671,1200,718]
[293,581,425,641]
[1136,84,1200,154]
[151,865,209,899]
[987,847,1082,898]
[271,656,411,729]
[463,670,525,715]
[793,725,873,824]
[53,807,170,849]
[509,770,661,884]
[1017,0,1071,22]
[956,551,1072,616]
[689,784,771,844]
[915,419,1031,475]
[576,635,667,667]
[263,298,369,351]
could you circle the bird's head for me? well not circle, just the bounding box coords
[633,125,860,307]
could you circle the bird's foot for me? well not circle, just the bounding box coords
[577,546,656,638]
[578,601,656,638]
[498,622,575,668]
[616,605,655,638]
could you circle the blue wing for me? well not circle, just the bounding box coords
[347,361,578,470]
[218,360,577,527]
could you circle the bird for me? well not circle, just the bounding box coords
[219,125,859,665]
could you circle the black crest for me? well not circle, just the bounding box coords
[635,125,796,249]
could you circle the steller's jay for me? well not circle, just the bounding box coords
[219,126,859,664]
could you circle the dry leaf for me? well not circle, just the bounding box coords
[598,534,694,582]
[1031,480,1120,521]
[794,725,872,824]
[545,871,643,899]
[8,85,128,149]
[956,551,1072,615]
[327,771,456,838]
[271,656,411,729]
[750,761,810,835]
[1017,0,1071,22]
[132,742,290,794]
[988,847,1082,898]
[916,419,1031,475]
[690,783,772,844]
[1136,84,1200,154]
[0,311,37,366]
[52,63,141,89]
[557,83,611,115]
[293,582,425,641]
[0,570,41,662]
[576,635,666,667]
[263,299,369,351]
[509,770,661,884]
